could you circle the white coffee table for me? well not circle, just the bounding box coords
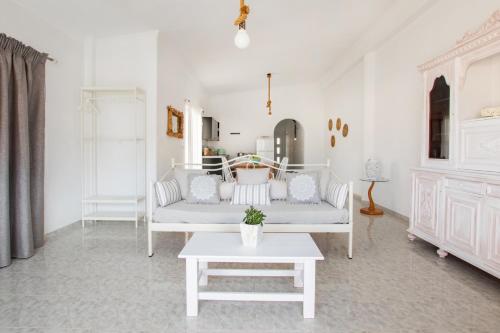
[178,232,324,319]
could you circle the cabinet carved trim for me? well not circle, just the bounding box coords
[419,10,500,72]
[444,190,481,256]
[415,178,438,238]
[460,118,500,173]
[484,201,500,271]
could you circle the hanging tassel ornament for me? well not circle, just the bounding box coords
[266,73,272,115]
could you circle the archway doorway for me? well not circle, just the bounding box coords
[273,119,304,168]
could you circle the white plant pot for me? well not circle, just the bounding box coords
[240,223,263,247]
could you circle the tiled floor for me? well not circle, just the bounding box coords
[1,201,499,333]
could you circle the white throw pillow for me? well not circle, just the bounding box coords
[220,181,236,201]
[154,179,182,207]
[326,181,349,209]
[319,169,331,200]
[231,183,271,205]
[269,179,287,200]
[186,174,221,204]
[174,168,207,199]
[236,168,270,185]
[286,172,321,204]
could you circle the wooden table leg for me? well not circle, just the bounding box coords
[360,181,384,215]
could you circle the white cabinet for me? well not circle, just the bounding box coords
[411,11,500,279]
[443,189,481,257]
[409,169,500,278]
[483,199,500,273]
[411,173,440,243]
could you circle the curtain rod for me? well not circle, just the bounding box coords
[47,56,56,62]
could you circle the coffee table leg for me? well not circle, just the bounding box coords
[199,261,208,286]
[186,258,199,316]
[294,263,304,288]
[303,260,316,319]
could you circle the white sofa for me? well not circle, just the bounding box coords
[148,156,354,258]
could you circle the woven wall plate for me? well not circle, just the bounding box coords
[328,119,333,131]
[330,135,336,147]
[336,118,342,130]
[342,124,349,137]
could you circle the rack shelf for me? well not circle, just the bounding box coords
[83,211,144,222]
[83,137,145,142]
[83,195,145,204]
[81,86,145,95]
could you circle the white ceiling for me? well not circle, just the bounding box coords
[13,0,406,94]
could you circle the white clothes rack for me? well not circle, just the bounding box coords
[80,87,147,228]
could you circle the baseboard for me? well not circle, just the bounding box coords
[45,220,80,239]
[354,196,409,222]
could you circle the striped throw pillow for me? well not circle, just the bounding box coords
[231,183,271,206]
[326,182,349,209]
[155,179,182,207]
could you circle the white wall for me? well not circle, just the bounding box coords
[1,1,83,233]
[208,83,326,163]
[323,61,365,195]
[156,32,206,178]
[323,0,500,217]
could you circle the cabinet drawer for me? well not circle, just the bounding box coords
[446,178,484,195]
[487,184,500,199]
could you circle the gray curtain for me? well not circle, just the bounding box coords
[0,34,47,268]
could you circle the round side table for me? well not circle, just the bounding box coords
[360,177,390,216]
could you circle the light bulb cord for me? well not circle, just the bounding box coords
[234,0,250,26]
[267,73,272,115]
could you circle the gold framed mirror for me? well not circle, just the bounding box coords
[328,119,333,131]
[167,105,184,139]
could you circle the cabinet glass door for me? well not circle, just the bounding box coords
[428,76,450,159]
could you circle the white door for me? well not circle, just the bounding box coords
[411,173,440,243]
[482,198,500,272]
[443,190,481,256]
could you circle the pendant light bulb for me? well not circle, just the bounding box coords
[234,27,250,49]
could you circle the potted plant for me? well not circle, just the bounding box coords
[240,206,266,247]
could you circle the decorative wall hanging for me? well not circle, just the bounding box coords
[266,73,272,115]
[336,118,342,130]
[328,116,349,148]
[167,105,184,139]
[234,0,250,49]
[342,124,349,137]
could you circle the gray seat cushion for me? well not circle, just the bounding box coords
[153,200,349,224]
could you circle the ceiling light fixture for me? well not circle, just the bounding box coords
[234,0,250,49]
